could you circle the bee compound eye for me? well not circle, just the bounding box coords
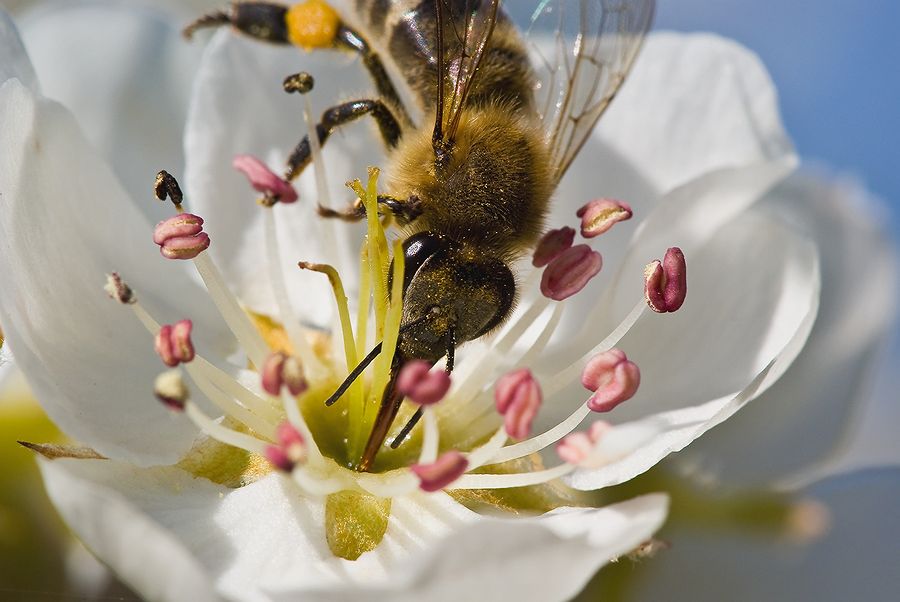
[399,232,448,291]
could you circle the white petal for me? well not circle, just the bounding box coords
[566,205,820,490]
[0,81,231,464]
[42,455,667,602]
[40,458,221,602]
[597,32,794,195]
[184,32,370,324]
[629,468,900,601]
[0,8,37,91]
[19,1,202,222]
[672,172,899,486]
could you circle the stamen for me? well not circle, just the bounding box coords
[263,212,324,378]
[191,252,270,369]
[418,408,440,465]
[183,401,269,456]
[261,352,308,396]
[577,198,632,238]
[154,320,195,367]
[411,451,469,492]
[396,361,452,407]
[447,462,573,490]
[265,421,308,472]
[494,368,542,440]
[153,213,210,260]
[557,421,662,470]
[542,299,646,398]
[540,244,602,301]
[153,369,189,411]
[234,154,298,205]
[283,72,315,95]
[556,421,610,465]
[532,226,575,267]
[582,348,640,413]
[644,247,687,313]
[104,272,135,305]
[154,170,184,209]
[486,404,591,465]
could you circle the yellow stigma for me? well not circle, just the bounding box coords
[286,0,340,50]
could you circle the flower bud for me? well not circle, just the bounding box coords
[233,154,298,205]
[577,198,632,238]
[540,244,602,301]
[153,213,210,260]
[644,247,687,313]
[532,226,575,268]
[582,348,640,412]
[396,360,451,406]
[411,451,469,492]
[494,368,542,440]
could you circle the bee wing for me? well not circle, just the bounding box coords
[434,0,502,146]
[530,0,655,183]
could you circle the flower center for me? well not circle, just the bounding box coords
[102,71,687,559]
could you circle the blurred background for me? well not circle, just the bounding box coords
[1,0,898,600]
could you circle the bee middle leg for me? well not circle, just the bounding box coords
[317,194,423,225]
[285,99,401,181]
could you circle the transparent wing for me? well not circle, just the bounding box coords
[529,0,655,183]
[435,0,502,146]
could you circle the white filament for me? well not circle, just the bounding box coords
[184,402,269,456]
[191,252,270,369]
[263,208,326,379]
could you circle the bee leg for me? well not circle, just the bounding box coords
[183,3,291,43]
[389,328,456,450]
[184,3,411,125]
[334,26,412,126]
[317,195,422,224]
[285,99,401,180]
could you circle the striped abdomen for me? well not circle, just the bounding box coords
[350,0,535,114]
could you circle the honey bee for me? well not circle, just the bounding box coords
[185,0,655,469]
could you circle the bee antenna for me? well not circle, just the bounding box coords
[323,310,436,407]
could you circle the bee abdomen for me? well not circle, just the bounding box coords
[349,0,534,113]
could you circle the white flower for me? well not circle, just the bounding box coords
[0,2,851,600]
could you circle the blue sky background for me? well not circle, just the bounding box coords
[655,0,900,230]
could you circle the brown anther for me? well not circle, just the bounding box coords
[283,72,315,94]
[104,272,136,305]
[154,170,184,206]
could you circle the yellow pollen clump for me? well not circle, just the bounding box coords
[286,0,340,50]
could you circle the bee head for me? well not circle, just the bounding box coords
[391,232,515,362]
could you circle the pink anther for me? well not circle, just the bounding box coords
[494,368,542,440]
[261,352,308,397]
[644,247,687,313]
[582,348,640,413]
[233,154,298,204]
[154,319,195,367]
[556,420,612,465]
[532,226,576,268]
[577,198,632,238]
[153,213,210,260]
[396,360,451,406]
[265,422,307,472]
[540,244,603,301]
[411,451,469,492]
